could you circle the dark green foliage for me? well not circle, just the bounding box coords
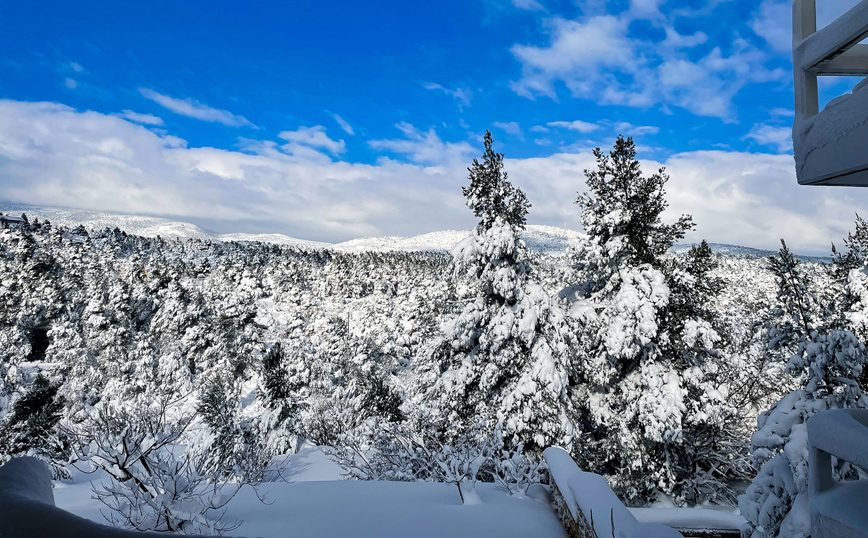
[664,240,726,353]
[197,375,267,480]
[260,342,307,428]
[832,213,868,277]
[1,374,66,466]
[360,371,405,423]
[6,374,64,436]
[768,239,823,346]
[262,343,291,405]
[578,135,693,266]
[462,130,530,231]
[26,326,50,362]
[198,375,235,436]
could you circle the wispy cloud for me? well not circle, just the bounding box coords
[749,0,790,54]
[510,8,785,119]
[278,125,345,155]
[744,123,792,152]
[69,62,83,72]
[63,78,78,89]
[512,0,545,11]
[328,112,355,135]
[422,82,473,109]
[370,122,474,165]
[613,122,659,136]
[545,119,656,136]
[138,88,256,127]
[493,121,522,136]
[118,110,164,126]
[547,120,598,133]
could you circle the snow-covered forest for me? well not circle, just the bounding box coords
[2,134,867,537]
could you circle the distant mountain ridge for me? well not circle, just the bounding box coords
[670,242,831,264]
[0,204,831,261]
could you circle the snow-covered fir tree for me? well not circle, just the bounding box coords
[569,136,742,505]
[740,240,868,538]
[421,130,574,453]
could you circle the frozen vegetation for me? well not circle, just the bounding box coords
[1,134,867,537]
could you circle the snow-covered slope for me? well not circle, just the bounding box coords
[670,242,831,264]
[332,225,585,254]
[216,233,330,250]
[0,205,585,254]
[0,205,215,240]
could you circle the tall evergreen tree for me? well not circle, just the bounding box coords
[422,130,573,453]
[571,136,738,505]
[462,131,530,232]
[577,135,693,272]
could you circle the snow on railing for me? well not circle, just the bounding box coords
[0,457,239,538]
[792,0,868,185]
[542,447,683,538]
[807,409,868,538]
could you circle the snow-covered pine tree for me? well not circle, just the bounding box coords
[197,372,269,482]
[570,136,738,505]
[830,215,868,393]
[258,341,309,454]
[739,240,868,538]
[0,373,68,476]
[422,130,574,453]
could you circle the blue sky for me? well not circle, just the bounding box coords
[2,0,868,253]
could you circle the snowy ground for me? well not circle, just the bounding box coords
[53,445,569,538]
[51,444,744,537]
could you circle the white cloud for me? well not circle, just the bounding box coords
[278,125,345,155]
[547,120,599,133]
[512,0,544,10]
[64,78,78,89]
[511,12,786,119]
[612,122,659,135]
[118,110,164,126]
[0,100,470,241]
[0,99,864,254]
[70,62,83,72]
[422,82,473,109]
[493,121,522,135]
[138,88,255,127]
[749,0,791,54]
[770,107,795,117]
[628,0,664,20]
[328,112,355,135]
[744,123,792,152]
[369,122,474,165]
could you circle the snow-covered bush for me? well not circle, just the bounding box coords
[69,393,253,535]
[326,404,546,504]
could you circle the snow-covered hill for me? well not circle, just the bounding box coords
[0,205,585,254]
[332,225,585,254]
[0,204,831,260]
[670,242,831,264]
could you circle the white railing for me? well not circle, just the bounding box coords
[543,447,684,538]
[793,0,868,120]
[792,0,868,185]
[807,408,868,538]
